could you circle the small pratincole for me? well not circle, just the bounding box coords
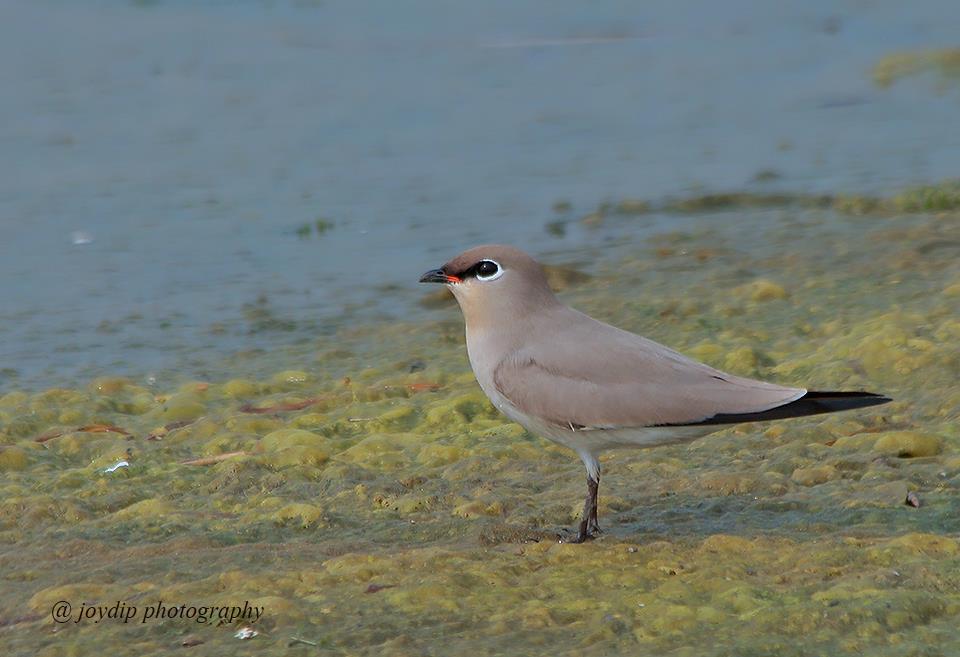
[420,245,891,543]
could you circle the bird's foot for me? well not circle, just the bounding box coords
[559,520,602,544]
[559,474,603,543]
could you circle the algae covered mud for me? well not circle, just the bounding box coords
[2,193,959,656]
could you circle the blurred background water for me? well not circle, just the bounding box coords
[1,0,959,391]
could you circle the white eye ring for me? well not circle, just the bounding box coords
[475,259,503,281]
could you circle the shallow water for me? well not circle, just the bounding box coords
[2,1,960,656]
[3,0,960,390]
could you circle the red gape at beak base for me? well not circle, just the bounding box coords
[419,268,461,284]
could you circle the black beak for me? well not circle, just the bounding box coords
[419,268,455,284]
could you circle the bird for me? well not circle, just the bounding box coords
[419,245,891,543]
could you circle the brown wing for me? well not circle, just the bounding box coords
[493,308,804,429]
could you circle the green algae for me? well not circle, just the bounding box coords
[889,180,960,213]
[589,179,960,219]
[873,48,960,88]
[832,181,960,215]
[295,218,335,240]
[1,193,960,656]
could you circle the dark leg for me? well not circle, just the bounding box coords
[568,474,601,543]
[587,476,601,535]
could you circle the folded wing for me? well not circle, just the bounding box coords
[493,308,806,430]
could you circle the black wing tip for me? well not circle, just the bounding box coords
[804,390,891,401]
[804,390,893,408]
[663,389,892,427]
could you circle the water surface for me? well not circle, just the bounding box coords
[2,0,960,389]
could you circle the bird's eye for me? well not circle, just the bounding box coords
[475,259,502,281]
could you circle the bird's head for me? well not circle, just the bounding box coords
[419,245,558,328]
